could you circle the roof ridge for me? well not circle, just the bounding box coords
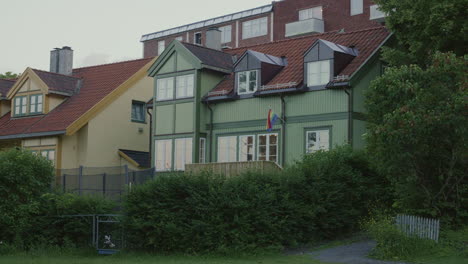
[72,57,154,71]
[226,26,388,52]
[31,68,82,80]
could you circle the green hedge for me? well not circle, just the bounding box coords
[124,146,390,253]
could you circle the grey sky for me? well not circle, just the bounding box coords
[0,0,272,74]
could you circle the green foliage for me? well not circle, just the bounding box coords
[0,148,54,245]
[124,146,388,253]
[375,0,467,66]
[0,71,19,79]
[366,215,468,262]
[365,52,468,226]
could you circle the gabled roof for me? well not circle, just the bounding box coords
[182,42,234,71]
[207,26,390,97]
[236,50,287,67]
[32,69,81,96]
[119,149,151,168]
[317,39,359,57]
[0,57,154,139]
[0,79,15,99]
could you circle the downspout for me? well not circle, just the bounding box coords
[344,88,353,147]
[207,103,214,162]
[147,107,153,166]
[280,96,286,167]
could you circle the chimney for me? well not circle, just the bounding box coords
[50,46,73,75]
[205,27,222,50]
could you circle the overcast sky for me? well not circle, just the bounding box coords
[0,0,272,74]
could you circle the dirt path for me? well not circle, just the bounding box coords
[308,240,409,264]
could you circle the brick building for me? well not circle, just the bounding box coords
[141,0,386,58]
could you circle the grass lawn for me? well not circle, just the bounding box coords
[0,251,334,264]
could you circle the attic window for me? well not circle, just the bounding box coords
[307,60,331,86]
[238,70,258,94]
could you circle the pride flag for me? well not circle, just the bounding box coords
[266,109,279,131]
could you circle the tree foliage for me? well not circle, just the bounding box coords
[365,52,467,226]
[375,0,468,66]
[0,72,19,79]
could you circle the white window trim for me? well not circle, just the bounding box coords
[257,133,278,163]
[350,0,364,16]
[175,138,193,171]
[199,138,206,163]
[305,129,330,153]
[242,17,268,39]
[238,135,255,162]
[175,74,195,99]
[156,77,175,101]
[307,60,332,87]
[155,139,173,172]
[194,32,202,45]
[237,70,258,95]
[217,136,237,162]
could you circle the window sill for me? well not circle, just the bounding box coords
[131,119,147,124]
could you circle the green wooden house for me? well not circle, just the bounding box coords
[148,27,391,171]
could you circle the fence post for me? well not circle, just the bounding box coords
[102,173,107,198]
[78,165,84,196]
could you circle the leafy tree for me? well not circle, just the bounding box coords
[365,52,467,226]
[375,0,467,66]
[0,71,19,79]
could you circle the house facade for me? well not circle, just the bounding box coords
[0,47,155,171]
[148,26,391,171]
[142,0,386,57]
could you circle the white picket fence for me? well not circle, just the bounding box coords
[396,214,440,242]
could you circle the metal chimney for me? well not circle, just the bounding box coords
[50,46,73,75]
[205,27,222,50]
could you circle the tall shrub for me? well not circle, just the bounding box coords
[0,148,54,245]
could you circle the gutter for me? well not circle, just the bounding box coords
[0,130,66,140]
[207,103,214,162]
[344,89,353,147]
[280,96,286,167]
[147,107,153,165]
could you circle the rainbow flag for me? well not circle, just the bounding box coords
[266,109,279,131]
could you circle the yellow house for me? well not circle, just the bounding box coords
[0,47,156,172]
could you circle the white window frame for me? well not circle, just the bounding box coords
[176,74,194,99]
[237,70,258,95]
[156,77,174,101]
[220,25,232,43]
[175,138,193,171]
[40,149,56,165]
[350,0,363,15]
[155,139,172,172]
[29,94,43,114]
[158,41,165,55]
[257,133,278,163]
[217,136,237,162]
[307,60,331,87]
[306,129,330,153]
[199,138,206,163]
[299,6,323,20]
[238,135,255,162]
[242,17,268,39]
[194,32,202,45]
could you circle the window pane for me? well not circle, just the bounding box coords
[155,140,172,171]
[269,134,277,145]
[308,61,330,86]
[239,135,255,162]
[249,71,257,92]
[350,0,363,15]
[238,72,247,93]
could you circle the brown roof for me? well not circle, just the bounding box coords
[0,79,15,98]
[210,26,390,96]
[32,69,82,95]
[0,58,153,138]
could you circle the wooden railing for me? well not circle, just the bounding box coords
[185,161,282,177]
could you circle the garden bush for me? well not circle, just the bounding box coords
[0,148,54,247]
[124,146,389,253]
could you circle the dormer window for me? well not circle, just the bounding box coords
[29,94,43,114]
[14,96,27,116]
[307,60,331,86]
[238,70,258,94]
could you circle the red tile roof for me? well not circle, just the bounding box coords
[210,26,390,96]
[0,79,15,98]
[0,58,153,138]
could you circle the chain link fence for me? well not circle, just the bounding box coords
[56,165,155,201]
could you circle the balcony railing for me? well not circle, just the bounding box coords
[285,18,324,38]
[370,4,386,22]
